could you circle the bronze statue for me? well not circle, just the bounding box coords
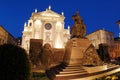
[72,12,86,38]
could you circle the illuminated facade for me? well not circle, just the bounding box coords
[86,29,114,49]
[22,6,70,53]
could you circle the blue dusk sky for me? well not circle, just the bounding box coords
[0,0,120,38]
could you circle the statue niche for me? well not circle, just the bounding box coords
[72,12,86,38]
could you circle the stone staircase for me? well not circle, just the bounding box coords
[45,63,88,80]
[45,63,120,80]
[55,64,88,80]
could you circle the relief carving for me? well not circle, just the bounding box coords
[82,44,103,66]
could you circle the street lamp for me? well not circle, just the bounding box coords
[116,20,120,37]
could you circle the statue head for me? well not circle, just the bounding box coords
[72,12,79,22]
[44,43,51,50]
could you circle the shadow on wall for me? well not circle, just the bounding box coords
[97,43,111,63]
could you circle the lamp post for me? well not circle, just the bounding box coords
[116,20,120,37]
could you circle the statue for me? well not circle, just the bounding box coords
[64,12,103,66]
[72,12,86,38]
[41,43,53,69]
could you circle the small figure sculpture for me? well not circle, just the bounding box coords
[41,43,53,69]
[72,12,86,38]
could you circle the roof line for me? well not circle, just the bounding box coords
[86,28,113,36]
[0,25,15,38]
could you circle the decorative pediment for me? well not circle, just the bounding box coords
[38,9,61,17]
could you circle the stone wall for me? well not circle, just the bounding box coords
[52,48,65,64]
[29,39,65,70]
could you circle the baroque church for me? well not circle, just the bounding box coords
[22,6,70,53]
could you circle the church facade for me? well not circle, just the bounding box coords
[22,6,70,53]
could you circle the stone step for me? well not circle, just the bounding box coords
[56,71,88,77]
[65,65,83,69]
[66,65,82,68]
[65,66,83,69]
[56,65,88,77]
[60,70,87,74]
[64,66,84,68]
[67,64,82,67]
[106,64,118,68]
[63,68,85,72]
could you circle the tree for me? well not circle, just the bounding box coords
[0,44,32,80]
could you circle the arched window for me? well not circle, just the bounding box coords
[29,23,32,26]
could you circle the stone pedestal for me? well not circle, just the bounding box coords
[63,38,103,66]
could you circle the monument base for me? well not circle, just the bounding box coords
[63,38,103,66]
